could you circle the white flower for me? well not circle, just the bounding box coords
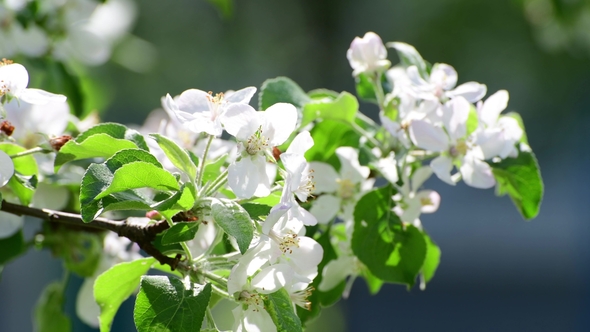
[392,167,440,228]
[309,147,372,223]
[409,97,496,189]
[347,32,391,76]
[4,97,70,144]
[221,102,297,198]
[474,90,523,159]
[165,86,256,137]
[262,132,317,234]
[406,63,487,104]
[0,63,66,105]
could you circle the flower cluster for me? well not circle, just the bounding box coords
[0,0,136,65]
[0,27,541,332]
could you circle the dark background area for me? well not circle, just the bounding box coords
[1,0,589,331]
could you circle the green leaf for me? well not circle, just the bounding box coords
[466,106,479,136]
[34,281,71,332]
[95,257,155,332]
[354,72,390,103]
[421,233,441,288]
[489,144,543,220]
[387,42,428,78]
[305,120,359,168]
[150,134,197,180]
[55,123,149,171]
[94,162,179,200]
[79,149,165,222]
[151,183,196,215]
[0,143,38,205]
[259,77,311,111]
[206,0,233,18]
[134,276,211,332]
[241,203,272,221]
[264,288,303,332]
[351,186,427,286]
[307,89,339,99]
[301,91,358,127]
[250,191,281,207]
[202,154,227,186]
[0,230,25,265]
[210,198,254,254]
[161,222,199,245]
[81,190,154,222]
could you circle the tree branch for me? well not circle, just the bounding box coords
[0,200,187,271]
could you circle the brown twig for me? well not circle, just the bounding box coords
[0,200,187,271]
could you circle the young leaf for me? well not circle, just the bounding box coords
[259,76,311,111]
[264,288,303,332]
[301,91,358,126]
[134,276,211,332]
[34,281,71,332]
[351,186,427,287]
[94,161,179,200]
[0,143,38,205]
[305,119,360,168]
[55,123,149,170]
[421,233,441,288]
[94,257,155,332]
[150,133,197,180]
[161,222,199,245]
[387,42,428,78]
[489,144,543,220]
[79,149,174,221]
[241,203,272,221]
[354,72,390,103]
[210,198,254,254]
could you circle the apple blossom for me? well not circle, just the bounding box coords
[347,32,391,76]
[405,63,487,104]
[409,97,496,189]
[165,86,256,137]
[474,90,523,159]
[392,167,440,228]
[309,147,372,223]
[220,102,297,198]
[0,62,66,105]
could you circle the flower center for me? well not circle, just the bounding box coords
[0,58,13,66]
[336,178,355,200]
[206,91,225,120]
[239,291,264,311]
[420,196,433,207]
[297,169,315,200]
[290,286,314,310]
[246,126,269,155]
[277,232,300,255]
[450,140,468,157]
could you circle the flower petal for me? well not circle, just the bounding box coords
[460,154,496,189]
[309,195,340,224]
[480,90,508,127]
[221,103,260,140]
[251,263,293,294]
[285,131,313,155]
[225,86,257,104]
[409,120,450,152]
[309,162,339,193]
[228,156,265,199]
[446,82,487,103]
[430,155,456,186]
[262,103,297,146]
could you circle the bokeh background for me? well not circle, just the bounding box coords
[1,0,590,331]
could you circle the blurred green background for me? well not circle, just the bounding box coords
[2,0,590,331]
